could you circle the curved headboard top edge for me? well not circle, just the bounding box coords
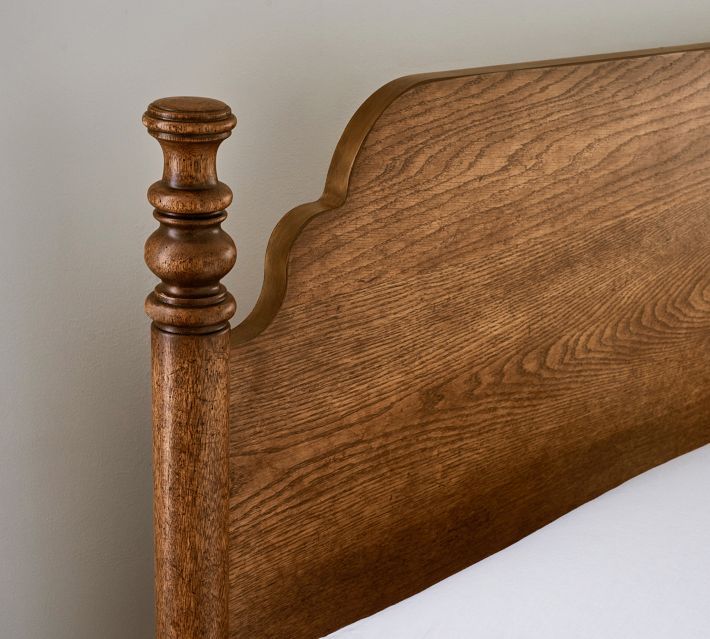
[230,40,710,346]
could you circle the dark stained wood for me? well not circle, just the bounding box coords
[143,97,237,639]
[228,46,710,638]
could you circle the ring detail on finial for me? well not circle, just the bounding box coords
[143,97,237,140]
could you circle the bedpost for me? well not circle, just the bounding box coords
[143,97,237,639]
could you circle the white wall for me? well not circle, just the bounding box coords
[0,1,707,637]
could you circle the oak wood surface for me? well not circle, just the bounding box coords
[228,46,710,638]
[144,97,237,639]
[152,328,231,639]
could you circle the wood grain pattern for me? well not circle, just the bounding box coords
[231,41,710,344]
[228,47,710,638]
[152,328,231,639]
[143,97,236,639]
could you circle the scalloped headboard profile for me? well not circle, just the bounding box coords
[227,45,710,638]
[143,44,710,639]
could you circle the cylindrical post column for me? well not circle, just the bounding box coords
[143,97,237,639]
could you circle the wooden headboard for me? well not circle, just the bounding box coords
[143,43,710,639]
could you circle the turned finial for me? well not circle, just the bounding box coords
[143,97,237,334]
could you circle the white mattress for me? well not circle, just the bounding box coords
[325,444,710,638]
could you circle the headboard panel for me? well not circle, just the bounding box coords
[228,46,710,638]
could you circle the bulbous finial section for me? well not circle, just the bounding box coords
[143,96,237,334]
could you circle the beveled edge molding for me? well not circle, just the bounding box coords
[143,96,238,335]
[230,41,710,345]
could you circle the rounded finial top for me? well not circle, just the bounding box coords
[143,96,237,139]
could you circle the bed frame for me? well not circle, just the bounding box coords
[142,43,710,639]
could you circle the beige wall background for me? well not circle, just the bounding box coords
[0,1,708,636]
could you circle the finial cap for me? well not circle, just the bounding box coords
[143,96,237,140]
